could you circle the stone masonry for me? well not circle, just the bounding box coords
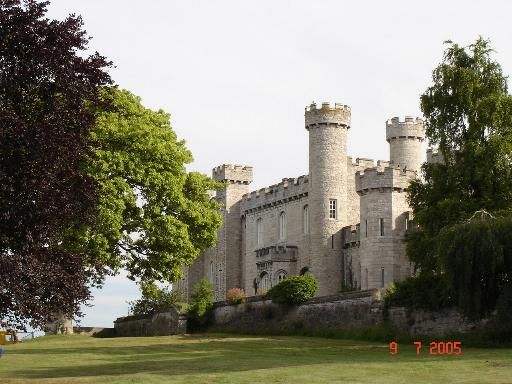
[177,102,427,301]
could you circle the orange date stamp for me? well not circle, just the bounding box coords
[389,341,462,355]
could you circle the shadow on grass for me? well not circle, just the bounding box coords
[1,334,457,380]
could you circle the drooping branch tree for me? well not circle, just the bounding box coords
[0,0,113,328]
[405,38,512,317]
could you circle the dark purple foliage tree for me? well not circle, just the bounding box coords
[0,0,112,329]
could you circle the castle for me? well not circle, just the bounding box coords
[176,102,429,301]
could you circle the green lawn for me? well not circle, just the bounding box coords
[0,334,511,383]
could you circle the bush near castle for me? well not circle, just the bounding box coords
[267,276,318,305]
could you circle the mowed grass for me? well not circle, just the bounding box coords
[0,334,511,384]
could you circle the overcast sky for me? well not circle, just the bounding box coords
[45,0,512,327]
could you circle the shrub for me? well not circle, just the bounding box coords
[188,278,214,326]
[226,288,245,305]
[267,275,318,305]
[383,273,454,311]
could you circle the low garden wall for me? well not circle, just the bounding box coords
[211,290,486,338]
[114,306,187,337]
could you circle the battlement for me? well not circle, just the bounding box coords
[241,175,309,213]
[385,116,425,142]
[356,166,416,194]
[354,158,375,169]
[426,148,444,164]
[342,225,361,248]
[305,101,351,129]
[212,164,253,185]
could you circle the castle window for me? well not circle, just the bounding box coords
[405,217,409,231]
[329,199,337,219]
[365,219,368,237]
[276,270,287,283]
[256,218,263,246]
[365,268,368,289]
[381,267,385,288]
[279,211,286,240]
[210,261,214,283]
[379,218,385,236]
[331,234,334,249]
[303,205,309,234]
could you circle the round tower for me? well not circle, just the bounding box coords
[385,117,425,171]
[305,102,351,296]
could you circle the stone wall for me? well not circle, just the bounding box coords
[211,291,488,338]
[114,308,187,337]
[212,290,383,332]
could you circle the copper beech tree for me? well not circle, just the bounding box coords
[0,0,113,328]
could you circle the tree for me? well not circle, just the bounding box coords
[82,88,223,283]
[128,281,188,316]
[0,0,112,329]
[406,38,512,316]
[188,278,213,326]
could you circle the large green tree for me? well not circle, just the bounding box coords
[80,88,223,283]
[406,38,512,316]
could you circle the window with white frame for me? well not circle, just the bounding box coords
[303,205,309,234]
[279,211,286,240]
[256,218,263,246]
[329,199,337,219]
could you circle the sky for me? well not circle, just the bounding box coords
[44,0,512,327]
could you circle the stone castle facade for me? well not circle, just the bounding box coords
[176,102,427,301]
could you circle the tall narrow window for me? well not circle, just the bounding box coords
[210,261,214,283]
[365,219,368,237]
[379,218,384,236]
[279,212,286,240]
[329,199,337,219]
[256,218,263,246]
[331,234,334,249]
[405,217,409,231]
[365,268,368,289]
[303,205,309,234]
[381,267,385,288]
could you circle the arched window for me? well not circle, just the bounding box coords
[303,205,309,234]
[259,272,271,293]
[256,218,263,246]
[276,270,287,283]
[279,211,286,240]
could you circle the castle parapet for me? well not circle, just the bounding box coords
[426,148,444,164]
[385,116,425,142]
[356,166,416,195]
[212,164,253,185]
[305,102,351,129]
[241,175,309,213]
[342,225,360,248]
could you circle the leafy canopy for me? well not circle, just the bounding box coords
[82,88,223,283]
[404,38,512,317]
[0,0,112,329]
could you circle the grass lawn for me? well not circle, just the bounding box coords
[0,334,511,383]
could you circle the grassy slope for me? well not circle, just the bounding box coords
[0,334,511,384]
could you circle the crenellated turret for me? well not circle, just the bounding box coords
[386,116,425,171]
[306,101,351,296]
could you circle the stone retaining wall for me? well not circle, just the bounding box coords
[212,290,487,338]
[114,307,187,337]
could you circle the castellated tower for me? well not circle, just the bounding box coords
[306,102,351,296]
[386,117,425,171]
[187,164,252,301]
